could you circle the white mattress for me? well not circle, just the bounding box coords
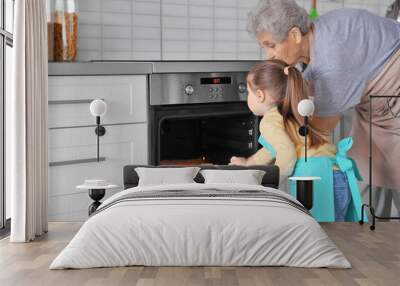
[50,183,350,269]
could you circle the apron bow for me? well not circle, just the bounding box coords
[335,137,363,181]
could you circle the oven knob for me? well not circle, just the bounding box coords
[238,82,247,93]
[184,84,194,95]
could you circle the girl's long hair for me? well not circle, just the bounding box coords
[247,59,327,147]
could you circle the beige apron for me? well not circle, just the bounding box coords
[349,48,400,189]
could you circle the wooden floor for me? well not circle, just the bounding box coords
[0,222,399,286]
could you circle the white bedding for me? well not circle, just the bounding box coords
[50,183,351,269]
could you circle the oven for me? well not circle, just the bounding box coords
[149,72,259,165]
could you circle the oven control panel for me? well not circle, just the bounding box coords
[150,72,248,105]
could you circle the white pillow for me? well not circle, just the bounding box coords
[200,169,266,185]
[135,167,201,186]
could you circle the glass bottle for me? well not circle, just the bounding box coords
[47,0,55,61]
[52,0,78,62]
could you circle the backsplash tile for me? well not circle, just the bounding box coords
[78,0,101,12]
[102,0,132,13]
[76,0,393,61]
[133,27,161,39]
[189,18,213,30]
[132,14,161,27]
[102,25,131,39]
[133,2,161,15]
[102,13,131,26]
[133,39,161,52]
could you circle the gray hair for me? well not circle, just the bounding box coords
[248,0,310,42]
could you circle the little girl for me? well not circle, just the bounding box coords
[231,60,363,222]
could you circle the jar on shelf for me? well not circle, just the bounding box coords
[50,0,78,62]
[47,0,55,61]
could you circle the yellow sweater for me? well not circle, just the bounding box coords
[252,106,336,176]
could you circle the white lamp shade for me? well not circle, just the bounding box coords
[90,99,107,117]
[297,99,315,117]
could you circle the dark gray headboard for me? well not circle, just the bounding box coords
[123,165,280,189]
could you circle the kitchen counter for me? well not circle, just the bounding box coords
[151,61,260,73]
[48,61,261,76]
[48,62,153,76]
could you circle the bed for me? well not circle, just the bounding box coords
[50,165,350,269]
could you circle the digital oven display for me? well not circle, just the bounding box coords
[200,77,231,85]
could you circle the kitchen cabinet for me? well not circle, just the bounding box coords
[48,75,149,221]
[48,124,148,221]
[48,75,147,128]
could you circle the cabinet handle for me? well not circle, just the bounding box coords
[49,99,99,105]
[49,157,106,167]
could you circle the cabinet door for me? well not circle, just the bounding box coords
[48,123,148,221]
[48,75,148,128]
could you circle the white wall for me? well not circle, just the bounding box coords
[76,0,395,61]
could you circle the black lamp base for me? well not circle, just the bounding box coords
[296,180,314,210]
[88,189,106,215]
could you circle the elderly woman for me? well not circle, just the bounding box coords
[248,0,400,216]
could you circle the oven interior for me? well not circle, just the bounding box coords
[159,114,258,165]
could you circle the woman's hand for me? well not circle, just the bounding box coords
[229,156,248,166]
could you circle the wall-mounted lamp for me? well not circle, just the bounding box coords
[90,99,107,162]
[289,99,318,211]
[297,99,315,162]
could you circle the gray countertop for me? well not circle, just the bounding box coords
[48,62,153,76]
[48,61,261,76]
[151,61,260,73]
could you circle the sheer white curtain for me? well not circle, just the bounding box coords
[9,0,48,242]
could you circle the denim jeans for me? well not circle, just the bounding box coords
[333,170,352,221]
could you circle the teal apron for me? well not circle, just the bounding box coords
[259,136,365,222]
